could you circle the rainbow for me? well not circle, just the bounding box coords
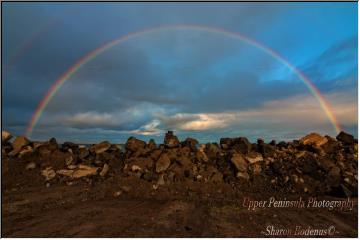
[25,24,342,137]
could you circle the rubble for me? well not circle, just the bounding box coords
[1,130,358,198]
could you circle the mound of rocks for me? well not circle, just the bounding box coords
[1,130,357,197]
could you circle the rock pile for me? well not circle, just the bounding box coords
[1,130,357,197]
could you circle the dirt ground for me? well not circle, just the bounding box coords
[2,175,357,237]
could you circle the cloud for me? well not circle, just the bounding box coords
[62,112,118,126]
[158,113,227,131]
[130,119,163,136]
[24,88,357,143]
[154,90,357,134]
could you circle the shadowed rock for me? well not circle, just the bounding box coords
[164,131,180,148]
[90,141,111,154]
[147,139,157,150]
[125,137,146,152]
[181,137,199,150]
[336,131,356,145]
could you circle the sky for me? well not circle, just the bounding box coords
[2,2,358,143]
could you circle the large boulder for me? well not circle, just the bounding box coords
[9,136,30,156]
[322,136,341,154]
[181,137,199,150]
[36,138,59,159]
[42,149,70,170]
[220,137,252,153]
[90,141,111,154]
[257,140,275,157]
[125,137,146,152]
[205,143,220,160]
[164,131,180,148]
[300,133,328,147]
[235,137,252,154]
[336,131,356,145]
[220,138,232,150]
[62,142,79,154]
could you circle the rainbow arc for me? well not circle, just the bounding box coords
[26,25,342,137]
